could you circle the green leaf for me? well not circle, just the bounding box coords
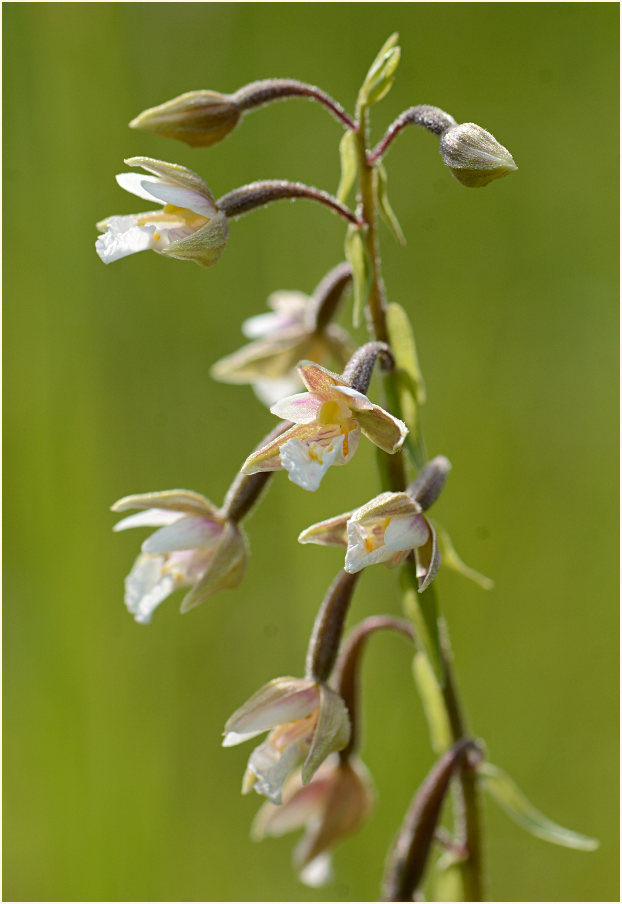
[480,762,599,851]
[432,853,465,903]
[344,225,370,328]
[435,522,494,590]
[400,563,443,683]
[412,652,452,754]
[336,130,359,205]
[358,35,401,110]
[375,163,406,245]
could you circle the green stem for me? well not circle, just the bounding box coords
[354,104,484,901]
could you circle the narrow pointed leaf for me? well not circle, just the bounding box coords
[435,522,494,590]
[376,164,406,245]
[480,762,599,851]
[358,38,401,109]
[337,131,359,205]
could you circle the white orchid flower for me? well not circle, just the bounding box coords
[96,157,228,267]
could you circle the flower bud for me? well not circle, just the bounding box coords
[440,122,517,188]
[130,90,241,148]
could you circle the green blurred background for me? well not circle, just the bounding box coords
[3,3,618,901]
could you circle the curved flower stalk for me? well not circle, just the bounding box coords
[299,490,440,591]
[111,489,247,624]
[251,753,375,887]
[223,677,350,805]
[96,157,228,266]
[241,362,408,491]
[211,264,355,406]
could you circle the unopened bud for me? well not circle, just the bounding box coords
[130,91,241,148]
[440,122,517,188]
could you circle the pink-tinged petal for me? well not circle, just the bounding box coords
[113,508,182,532]
[124,554,177,624]
[415,516,441,592]
[302,685,350,784]
[270,392,326,424]
[252,776,333,839]
[142,515,223,555]
[125,157,217,210]
[297,361,346,393]
[111,489,219,518]
[180,523,248,611]
[224,679,319,738]
[355,405,408,454]
[242,424,314,474]
[298,512,352,547]
[384,513,429,552]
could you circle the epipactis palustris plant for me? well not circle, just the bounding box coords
[98,34,598,901]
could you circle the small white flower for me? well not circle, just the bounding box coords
[242,362,407,491]
[96,157,228,267]
[112,490,247,623]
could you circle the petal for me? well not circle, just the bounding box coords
[115,172,164,204]
[302,685,350,784]
[384,513,429,552]
[179,523,248,611]
[297,361,346,393]
[252,375,303,407]
[245,738,306,805]
[124,554,177,624]
[352,490,419,523]
[163,211,229,268]
[344,519,394,573]
[224,679,319,739]
[118,172,216,218]
[95,217,156,263]
[280,433,345,492]
[415,517,441,592]
[354,405,408,454]
[242,424,312,474]
[113,508,183,532]
[270,392,326,424]
[124,156,217,210]
[111,489,219,518]
[142,514,223,554]
[251,775,333,839]
[211,331,308,384]
[267,290,310,320]
[298,853,333,888]
[298,512,352,547]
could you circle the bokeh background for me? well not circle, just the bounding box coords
[3,3,619,902]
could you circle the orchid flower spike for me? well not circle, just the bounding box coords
[223,677,350,805]
[299,490,440,592]
[241,362,408,491]
[211,264,354,406]
[251,754,375,887]
[96,157,228,266]
[111,490,247,624]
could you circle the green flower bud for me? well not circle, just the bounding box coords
[130,90,241,148]
[440,122,517,188]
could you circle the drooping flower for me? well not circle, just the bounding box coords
[111,490,247,624]
[211,288,355,406]
[96,157,228,267]
[298,490,440,591]
[241,362,408,491]
[251,754,375,887]
[223,677,350,805]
